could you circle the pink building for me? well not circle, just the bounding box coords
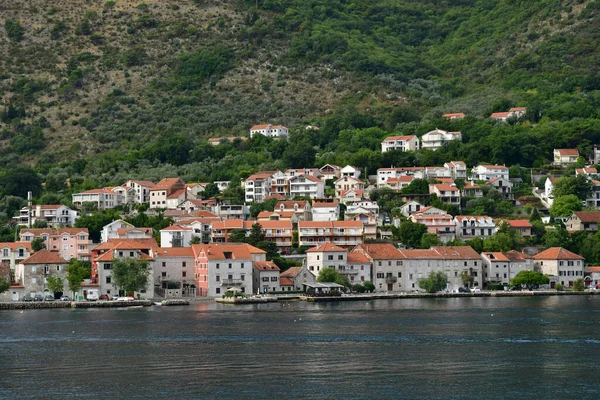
[20,228,91,261]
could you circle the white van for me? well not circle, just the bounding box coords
[87,289,99,301]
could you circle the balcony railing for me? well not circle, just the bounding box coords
[221,279,244,285]
[385,276,398,284]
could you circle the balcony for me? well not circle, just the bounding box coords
[385,276,398,284]
[221,279,244,285]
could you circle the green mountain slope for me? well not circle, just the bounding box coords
[0,0,599,203]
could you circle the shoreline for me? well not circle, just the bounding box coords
[1,291,596,310]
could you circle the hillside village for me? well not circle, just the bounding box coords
[3,117,600,301]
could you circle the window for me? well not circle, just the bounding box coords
[182,271,187,278]
[216,275,220,282]
[378,261,382,266]
[106,277,111,284]
[119,252,123,257]
[271,277,278,282]
[240,274,245,281]
[161,272,166,277]
[241,263,244,269]
[397,272,402,278]
[409,274,413,280]
[317,255,320,260]
[361,266,364,270]
[63,236,68,241]
[182,262,186,268]
[104,264,111,270]
[216,263,220,269]
[328,255,333,261]
[338,255,343,261]
[228,275,233,280]
[216,288,220,294]
[397,261,402,266]
[262,277,269,282]
[376,273,384,279]
[309,266,314,271]
[56,266,60,272]
[228,263,232,269]
[464,262,467,266]
[162,262,166,267]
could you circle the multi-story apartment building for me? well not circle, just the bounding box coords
[72,187,125,210]
[334,176,364,199]
[253,261,281,294]
[319,164,341,181]
[471,165,509,181]
[288,174,325,199]
[276,201,312,222]
[429,183,461,205]
[461,182,483,198]
[351,244,404,292]
[409,213,456,243]
[377,167,425,188]
[421,129,462,150]
[487,177,514,201]
[91,238,158,298]
[149,178,186,209]
[249,124,289,138]
[481,250,533,287]
[193,243,267,297]
[16,205,79,227]
[553,149,579,165]
[312,200,339,222]
[244,171,277,203]
[444,161,467,179]
[381,135,420,152]
[0,242,32,272]
[211,220,253,243]
[20,228,91,261]
[454,216,496,239]
[340,165,361,179]
[123,180,155,204]
[306,243,347,277]
[160,225,194,248]
[259,220,293,253]
[14,250,69,297]
[298,221,363,248]
[534,247,585,288]
[212,203,251,220]
[279,265,316,290]
[154,247,195,297]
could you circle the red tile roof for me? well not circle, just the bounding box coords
[556,149,579,157]
[382,135,417,143]
[21,228,89,236]
[506,220,533,228]
[157,247,194,257]
[572,211,600,223]
[442,113,466,119]
[280,266,303,279]
[280,277,294,286]
[253,261,280,271]
[276,201,308,209]
[22,250,68,264]
[192,243,265,260]
[533,247,583,260]
[353,244,404,260]
[347,252,369,264]
[0,242,32,251]
[491,112,510,118]
[152,178,184,190]
[306,243,346,253]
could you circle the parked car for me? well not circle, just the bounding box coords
[116,296,135,302]
[470,287,481,293]
[111,295,120,301]
[33,294,44,302]
[44,295,54,301]
[458,287,469,293]
[23,294,33,302]
[60,295,70,301]
[99,294,109,301]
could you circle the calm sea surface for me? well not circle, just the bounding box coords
[2,296,600,399]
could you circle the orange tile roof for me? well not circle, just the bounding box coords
[347,252,369,264]
[491,112,510,118]
[533,247,584,260]
[289,174,322,183]
[211,220,248,230]
[504,250,532,261]
[117,227,152,235]
[128,180,155,187]
[192,243,265,260]
[506,220,532,228]
[161,225,193,232]
[306,243,346,253]
[22,250,68,264]
[253,261,280,271]
[313,200,338,208]
[167,189,186,199]
[276,201,308,209]
[353,244,404,260]
[572,212,600,223]
[152,178,184,190]
[556,149,579,156]
[0,242,32,251]
[442,113,466,118]
[431,246,480,259]
[245,171,278,181]
[157,247,195,257]
[509,107,526,112]
[250,124,271,130]
[585,266,600,273]
[280,266,303,278]
[481,165,508,169]
[280,276,294,286]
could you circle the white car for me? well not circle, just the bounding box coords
[116,296,135,302]
[470,287,481,293]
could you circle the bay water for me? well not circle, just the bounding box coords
[2,296,600,399]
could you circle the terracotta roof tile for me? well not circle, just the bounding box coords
[533,247,584,260]
[22,250,67,264]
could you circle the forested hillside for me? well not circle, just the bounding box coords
[1,0,600,210]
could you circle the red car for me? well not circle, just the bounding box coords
[99,294,110,300]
